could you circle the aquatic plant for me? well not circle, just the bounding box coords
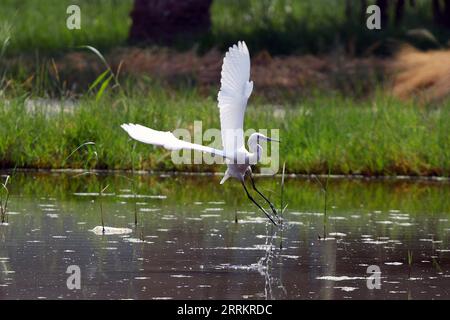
[98,184,109,234]
[66,140,142,234]
[0,175,10,223]
[280,162,287,219]
[407,249,413,278]
[279,161,287,249]
[65,142,109,233]
[313,170,330,239]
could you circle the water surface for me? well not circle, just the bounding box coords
[1,172,449,299]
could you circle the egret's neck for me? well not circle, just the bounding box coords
[247,134,262,163]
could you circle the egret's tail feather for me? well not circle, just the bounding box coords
[220,171,230,184]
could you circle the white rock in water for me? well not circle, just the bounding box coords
[90,226,132,235]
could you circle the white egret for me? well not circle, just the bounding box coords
[121,41,279,225]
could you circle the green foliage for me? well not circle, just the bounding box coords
[0,0,132,55]
[0,0,447,56]
[0,90,449,176]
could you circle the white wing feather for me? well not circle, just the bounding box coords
[217,41,253,154]
[121,123,225,158]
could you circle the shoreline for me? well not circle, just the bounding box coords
[2,168,449,182]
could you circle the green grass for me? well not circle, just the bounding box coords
[0,0,446,56]
[0,0,132,55]
[211,0,449,54]
[1,90,449,176]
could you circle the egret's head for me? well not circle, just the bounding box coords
[248,132,280,146]
[247,133,279,163]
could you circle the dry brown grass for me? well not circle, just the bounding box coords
[50,47,383,100]
[389,46,450,104]
[4,46,401,100]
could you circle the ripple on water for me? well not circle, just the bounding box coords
[239,217,268,224]
[216,263,266,272]
[390,215,410,220]
[288,221,304,226]
[200,214,221,218]
[39,204,57,208]
[124,238,154,244]
[52,235,67,239]
[376,220,393,225]
[90,226,133,235]
[185,217,203,221]
[329,232,347,237]
[117,194,166,199]
[290,212,323,216]
[316,276,366,281]
[139,208,160,212]
[363,240,389,245]
[161,215,177,220]
[204,208,223,212]
[334,287,359,292]
[74,192,115,196]
[280,255,299,260]
[5,211,20,215]
[191,245,276,251]
[41,208,58,212]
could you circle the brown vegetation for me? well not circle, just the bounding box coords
[389,46,450,104]
[9,43,450,104]
[53,47,384,100]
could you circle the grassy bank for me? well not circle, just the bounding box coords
[1,91,449,176]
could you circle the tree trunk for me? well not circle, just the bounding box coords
[394,0,405,25]
[432,0,450,28]
[129,0,213,45]
[376,0,389,27]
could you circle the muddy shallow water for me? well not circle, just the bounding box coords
[0,172,449,299]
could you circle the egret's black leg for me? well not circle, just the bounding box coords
[241,181,277,226]
[249,173,278,216]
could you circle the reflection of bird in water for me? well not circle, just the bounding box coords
[121,41,279,225]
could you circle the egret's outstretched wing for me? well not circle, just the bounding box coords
[217,41,253,154]
[121,123,225,158]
